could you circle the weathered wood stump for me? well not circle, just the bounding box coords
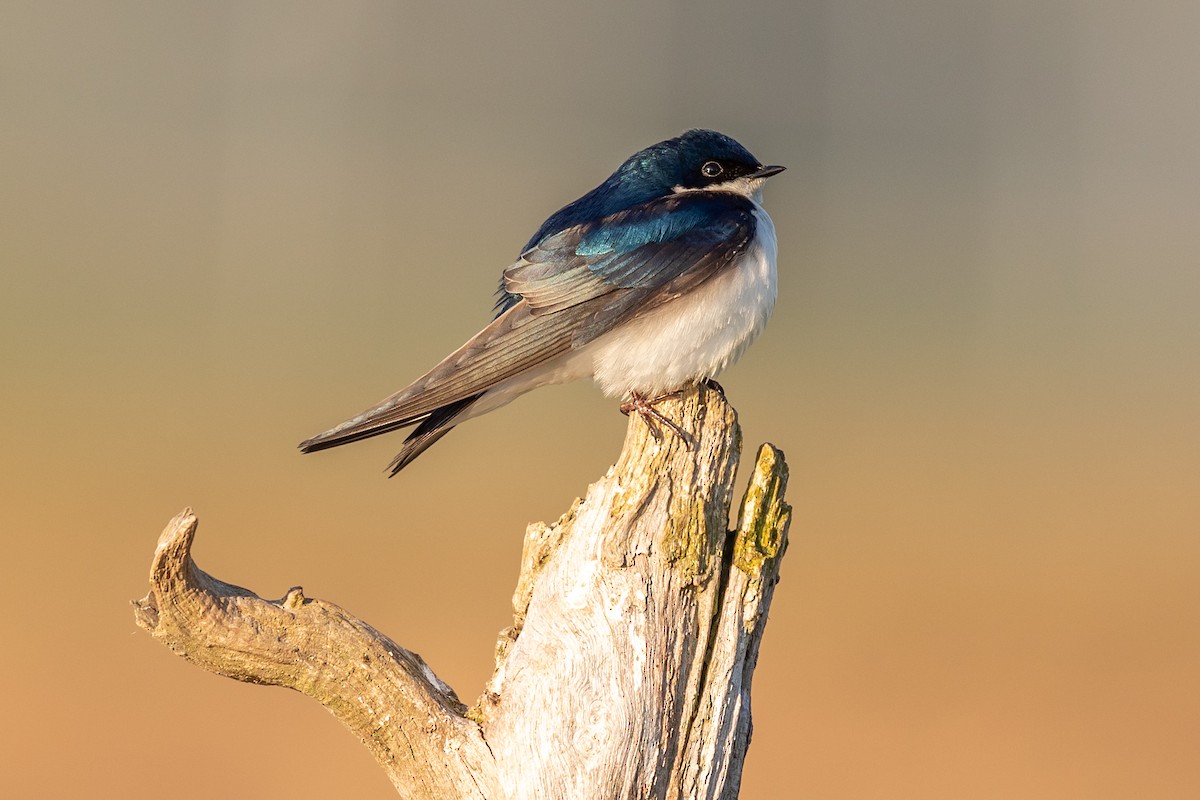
[133,384,791,799]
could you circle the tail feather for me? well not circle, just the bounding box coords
[299,393,482,474]
[298,410,429,453]
[384,396,478,475]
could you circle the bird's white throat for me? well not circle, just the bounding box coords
[672,175,771,203]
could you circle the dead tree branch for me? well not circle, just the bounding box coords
[133,384,791,799]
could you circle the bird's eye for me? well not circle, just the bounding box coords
[701,161,724,178]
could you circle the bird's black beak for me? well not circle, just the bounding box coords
[750,164,786,179]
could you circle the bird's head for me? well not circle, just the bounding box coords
[615,129,785,201]
[522,130,785,251]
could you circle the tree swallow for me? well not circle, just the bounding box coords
[300,129,784,475]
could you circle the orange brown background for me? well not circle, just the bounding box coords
[2,3,1197,798]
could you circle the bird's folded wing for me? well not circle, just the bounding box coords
[299,300,587,451]
[301,192,758,452]
[504,192,757,318]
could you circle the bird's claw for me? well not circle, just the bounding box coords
[620,391,692,447]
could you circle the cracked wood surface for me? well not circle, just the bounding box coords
[133,384,791,799]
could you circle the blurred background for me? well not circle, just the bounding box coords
[2,1,1197,797]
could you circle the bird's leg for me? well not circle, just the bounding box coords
[620,391,690,445]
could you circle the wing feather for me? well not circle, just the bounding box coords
[503,192,756,316]
[300,191,758,455]
[299,299,591,452]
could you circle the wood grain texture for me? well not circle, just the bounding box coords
[133,384,791,799]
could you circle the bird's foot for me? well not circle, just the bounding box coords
[620,391,691,445]
[701,377,726,397]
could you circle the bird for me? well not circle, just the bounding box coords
[299,129,784,475]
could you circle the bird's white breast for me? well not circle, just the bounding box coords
[587,203,777,398]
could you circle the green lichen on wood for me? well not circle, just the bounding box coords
[732,444,791,576]
[661,493,720,583]
[464,703,488,727]
[658,399,741,584]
